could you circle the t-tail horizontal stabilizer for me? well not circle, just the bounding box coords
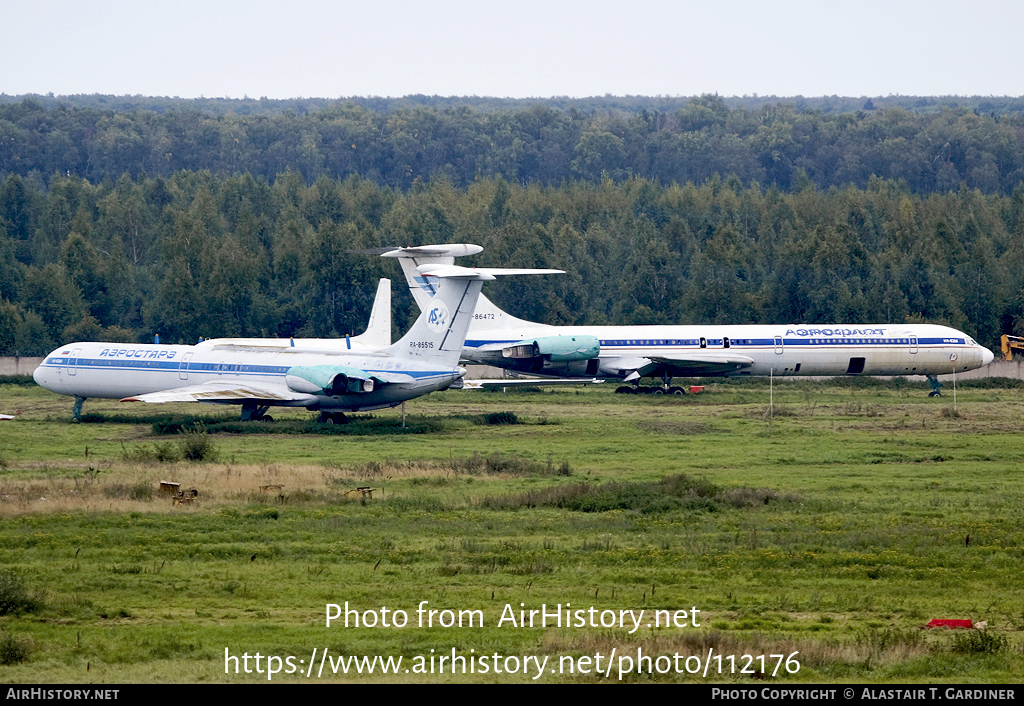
[381,244,542,329]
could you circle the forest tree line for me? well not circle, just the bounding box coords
[3,166,1024,356]
[3,94,1024,194]
[3,94,1024,357]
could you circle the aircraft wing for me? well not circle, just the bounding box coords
[648,353,754,376]
[121,381,316,404]
[609,353,755,380]
[460,378,606,390]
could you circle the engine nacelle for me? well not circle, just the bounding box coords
[502,335,600,362]
[286,365,376,396]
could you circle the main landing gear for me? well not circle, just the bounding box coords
[240,402,274,422]
[615,373,686,395]
[615,385,686,395]
[926,375,943,397]
[316,411,349,425]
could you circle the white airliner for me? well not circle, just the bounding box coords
[33,266,559,422]
[381,244,995,394]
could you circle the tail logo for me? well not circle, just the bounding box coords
[426,301,450,333]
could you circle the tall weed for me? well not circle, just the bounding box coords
[0,572,41,615]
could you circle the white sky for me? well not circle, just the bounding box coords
[2,0,1022,99]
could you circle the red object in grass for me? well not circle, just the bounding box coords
[926,619,973,629]
[689,386,705,394]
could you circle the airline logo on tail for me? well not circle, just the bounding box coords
[426,301,450,333]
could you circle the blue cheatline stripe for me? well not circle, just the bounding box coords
[41,359,454,381]
[467,338,967,349]
[465,339,522,347]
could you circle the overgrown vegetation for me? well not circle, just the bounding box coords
[0,572,41,616]
[5,380,1024,682]
[0,629,32,665]
[484,411,519,425]
[178,422,216,462]
[102,482,155,501]
[952,629,1010,655]
[121,421,217,462]
[121,440,183,464]
[148,415,445,436]
[478,474,793,513]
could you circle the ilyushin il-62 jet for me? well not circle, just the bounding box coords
[379,244,994,395]
[33,265,561,422]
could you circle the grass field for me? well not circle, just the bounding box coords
[2,376,1024,683]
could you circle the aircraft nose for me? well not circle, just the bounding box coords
[32,364,48,388]
[981,347,994,366]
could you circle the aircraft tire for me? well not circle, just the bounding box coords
[615,386,634,394]
[260,415,274,422]
[928,390,941,397]
[652,388,664,395]
[317,412,335,425]
[668,386,685,395]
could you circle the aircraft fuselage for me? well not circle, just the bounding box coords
[33,342,462,412]
[463,322,993,378]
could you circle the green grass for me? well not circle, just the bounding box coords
[2,379,1024,682]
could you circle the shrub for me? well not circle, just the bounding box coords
[548,456,573,476]
[484,411,519,425]
[0,572,40,616]
[856,627,924,655]
[121,441,181,463]
[179,422,217,462]
[951,629,1008,654]
[0,630,31,665]
[103,482,155,500]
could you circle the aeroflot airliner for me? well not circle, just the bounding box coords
[33,266,559,421]
[381,245,995,394]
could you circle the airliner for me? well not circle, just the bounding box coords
[33,265,560,422]
[380,244,995,394]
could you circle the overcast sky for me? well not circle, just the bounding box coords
[3,0,1022,99]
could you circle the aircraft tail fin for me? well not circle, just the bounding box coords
[382,244,540,329]
[349,278,391,348]
[388,264,563,367]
